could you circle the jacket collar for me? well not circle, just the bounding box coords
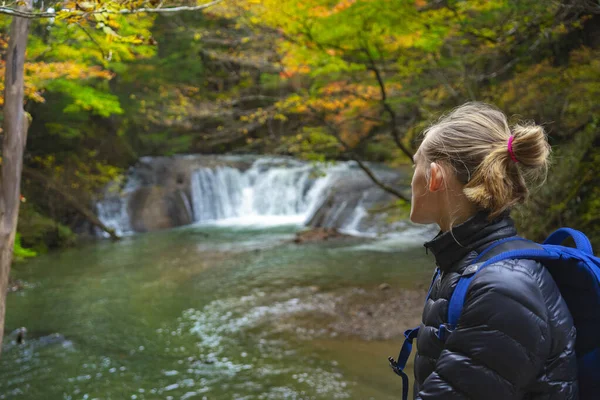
[424,211,517,272]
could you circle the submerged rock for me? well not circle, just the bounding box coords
[266,285,425,341]
[16,327,26,345]
[293,228,352,243]
[4,328,71,349]
[330,288,424,341]
[7,278,25,293]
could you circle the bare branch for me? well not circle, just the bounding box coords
[0,6,55,18]
[223,95,277,107]
[118,0,224,14]
[475,41,541,82]
[0,0,223,19]
[307,105,410,203]
[361,45,414,163]
[76,23,107,60]
[22,168,120,241]
[352,158,411,202]
[199,48,281,73]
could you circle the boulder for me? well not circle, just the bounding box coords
[127,186,194,232]
[306,166,410,233]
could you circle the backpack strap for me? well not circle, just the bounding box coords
[544,227,594,255]
[388,328,420,400]
[388,268,440,400]
[447,238,559,330]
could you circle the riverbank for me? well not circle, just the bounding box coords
[331,285,425,341]
[265,282,426,342]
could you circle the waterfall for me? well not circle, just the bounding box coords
[95,177,140,237]
[96,197,131,237]
[340,193,369,234]
[95,156,407,236]
[189,160,333,225]
[190,167,250,222]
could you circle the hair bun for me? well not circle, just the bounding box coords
[509,123,551,169]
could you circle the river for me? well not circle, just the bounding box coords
[2,156,437,399]
[2,221,434,399]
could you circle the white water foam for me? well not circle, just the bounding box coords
[181,287,338,350]
[95,175,141,237]
[346,224,437,252]
[96,156,405,236]
[144,287,352,399]
[200,214,307,227]
[189,159,339,226]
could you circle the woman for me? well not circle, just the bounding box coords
[409,102,578,399]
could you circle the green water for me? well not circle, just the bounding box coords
[1,224,434,399]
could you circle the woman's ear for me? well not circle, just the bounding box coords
[428,162,445,192]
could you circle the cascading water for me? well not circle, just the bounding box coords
[95,156,407,236]
[190,167,249,222]
[189,159,335,225]
[95,176,141,237]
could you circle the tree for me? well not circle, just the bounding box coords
[209,0,599,236]
[0,0,32,353]
[0,0,222,356]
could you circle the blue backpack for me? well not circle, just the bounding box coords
[389,228,600,400]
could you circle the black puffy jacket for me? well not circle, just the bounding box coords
[414,212,578,400]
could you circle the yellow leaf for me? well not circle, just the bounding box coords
[78,1,95,11]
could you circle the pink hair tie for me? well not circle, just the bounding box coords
[507,135,519,163]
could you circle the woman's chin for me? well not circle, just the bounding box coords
[410,210,433,226]
[409,211,423,225]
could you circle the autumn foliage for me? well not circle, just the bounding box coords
[0,0,598,249]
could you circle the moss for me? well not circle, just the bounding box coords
[13,233,37,262]
[17,203,77,254]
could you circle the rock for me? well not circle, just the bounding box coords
[378,283,391,291]
[98,155,252,234]
[16,327,27,345]
[5,328,72,350]
[128,186,193,232]
[329,288,425,341]
[7,278,24,293]
[128,187,173,232]
[96,156,411,236]
[306,165,410,233]
[293,228,350,243]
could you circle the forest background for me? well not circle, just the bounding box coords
[1,0,599,259]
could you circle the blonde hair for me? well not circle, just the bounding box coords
[420,102,551,219]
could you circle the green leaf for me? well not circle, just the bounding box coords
[46,79,124,117]
[13,233,37,261]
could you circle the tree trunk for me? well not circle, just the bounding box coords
[0,0,32,354]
